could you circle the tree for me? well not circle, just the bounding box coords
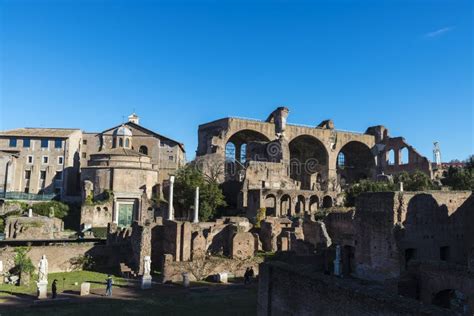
[174,164,227,221]
[13,247,35,286]
[442,166,474,191]
[395,171,434,191]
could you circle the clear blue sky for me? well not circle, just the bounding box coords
[1,0,472,161]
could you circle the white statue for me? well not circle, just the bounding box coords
[38,255,48,283]
[144,256,151,276]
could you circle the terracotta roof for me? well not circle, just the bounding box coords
[0,128,80,138]
[91,147,148,157]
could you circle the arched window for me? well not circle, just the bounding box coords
[139,145,148,155]
[387,149,395,165]
[337,152,345,167]
[119,138,124,147]
[225,142,236,161]
[240,144,247,163]
[125,138,130,148]
[400,147,409,165]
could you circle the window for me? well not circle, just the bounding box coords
[387,149,395,165]
[27,155,33,164]
[82,152,87,159]
[240,144,247,163]
[58,156,64,165]
[337,152,345,167]
[40,170,46,180]
[42,156,49,164]
[54,139,62,149]
[440,246,450,261]
[119,138,123,147]
[139,145,148,155]
[9,138,17,147]
[125,138,130,148]
[225,142,236,161]
[169,156,174,161]
[82,139,88,145]
[24,170,31,179]
[23,138,31,148]
[400,147,409,165]
[41,139,49,148]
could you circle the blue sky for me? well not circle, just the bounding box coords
[1,0,472,161]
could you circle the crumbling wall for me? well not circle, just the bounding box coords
[258,261,447,316]
[5,216,64,240]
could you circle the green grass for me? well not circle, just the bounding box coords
[0,271,127,296]
[0,270,257,315]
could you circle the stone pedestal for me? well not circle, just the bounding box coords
[182,272,190,288]
[80,282,91,296]
[141,275,152,290]
[218,272,228,284]
[37,281,48,299]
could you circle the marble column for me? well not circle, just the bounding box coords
[168,176,175,220]
[193,187,199,223]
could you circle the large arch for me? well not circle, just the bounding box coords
[336,141,375,186]
[226,129,270,163]
[289,135,329,190]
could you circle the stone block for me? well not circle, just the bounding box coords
[80,282,91,296]
[231,232,255,260]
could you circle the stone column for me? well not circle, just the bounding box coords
[168,176,175,221]
[193,187,199,223]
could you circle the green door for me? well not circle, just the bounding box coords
[118,203,133,227]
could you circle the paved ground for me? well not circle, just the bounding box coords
[0,280,258,315]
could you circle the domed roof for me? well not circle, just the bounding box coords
[113,125,133,137]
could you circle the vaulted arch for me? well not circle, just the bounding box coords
[336,141,375,185]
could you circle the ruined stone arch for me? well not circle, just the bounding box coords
[280,194,291,216]
[139,145,148,155]
[226,129,271,163]
[295,195,306,213]
[265,194,277,216]
[336,141,375,185]
[289,135,329,190]
[322,195,333,208]
[387,149,396,165]
[400,147,409,165]
[309,195,319,212]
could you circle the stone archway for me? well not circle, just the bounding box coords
[336,141,375,186]
[295,195,306,214]
[280,194,291,216]
[322,196,333,208]
[289,135,329,190]
[309,195,319,212]
[265,194,277,216]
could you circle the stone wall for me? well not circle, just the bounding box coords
[4,216,64,240]
[162,253,262,282]
[80,201,113,228]
[258,261,447,316]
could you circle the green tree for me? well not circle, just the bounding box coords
[442,166,474,191]
[174,164,227,221]
[31,201,69,219]
[395,171,434,191]
[344,179,396,207]
[13,247,35,286]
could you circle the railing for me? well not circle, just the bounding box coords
[0,191,57,201]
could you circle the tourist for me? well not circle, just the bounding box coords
[244,267,250,285]
[52,279,58,299]
[249,267,255,282]
[105,275,113,297]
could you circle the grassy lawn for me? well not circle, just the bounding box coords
[0,271,258,315]
[0,271,128,297]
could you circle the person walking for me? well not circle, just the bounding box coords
[52,279,58,299]
[105,275,113,297]
[244,267,250,285]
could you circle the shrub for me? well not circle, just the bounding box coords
[13,247,35,285]
[31,201,69,219]
[69,254,95,271]
[255,208,266,228]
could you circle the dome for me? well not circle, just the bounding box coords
[113,125,133,137]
